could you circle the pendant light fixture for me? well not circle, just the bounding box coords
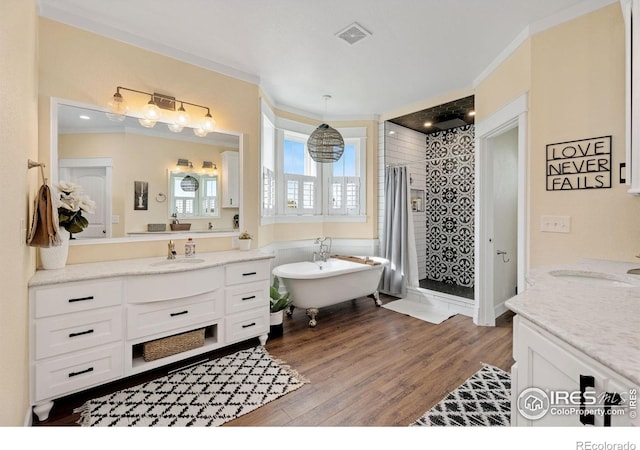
[307,95,344,163]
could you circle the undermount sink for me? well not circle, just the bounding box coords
[548,270,639,287]
[150,258,205,266]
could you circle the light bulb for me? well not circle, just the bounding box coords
[202,113,216,132]
[106,91,128,122]
[142,98,161,121]
[168,123,183,133]
[176,103,191,127]
[193,127,208,137]
[138,118,156,128]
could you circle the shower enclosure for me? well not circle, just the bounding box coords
[381,121,475,302]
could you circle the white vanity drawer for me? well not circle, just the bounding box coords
[225,282,269,315]
[127,290,223,340]
[33,279,123,318]
[225,260,270,286]
[35,307,122,360]
[127,266,223,303]
[225,308,268,345]
[34,343,123,402]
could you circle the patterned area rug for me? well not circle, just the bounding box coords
[412,364,511,426]
[75,346,308,426]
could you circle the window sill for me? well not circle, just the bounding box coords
[261,215,367,225]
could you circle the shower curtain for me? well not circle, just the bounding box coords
[381,166,418,296]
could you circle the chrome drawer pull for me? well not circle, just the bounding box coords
[241,295,256,301]
[242,322,256,328]
[170,310,189,317]
[242,272,257,276]
[68,367,94,378]
[69,329,94,338]
[68,296,94,303]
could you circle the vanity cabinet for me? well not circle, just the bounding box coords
[29,255,271,422]
[622,0,640,193]
[31,279,125,420]
[221,151,239,208]
[512,315,638,427]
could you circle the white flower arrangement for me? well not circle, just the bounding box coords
[55,181,96,234]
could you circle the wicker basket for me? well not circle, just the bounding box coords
[142,328,205,361]
[147,223,167,232]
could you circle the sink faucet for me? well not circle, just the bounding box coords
[167,240,177,260]
[314,237,331,262]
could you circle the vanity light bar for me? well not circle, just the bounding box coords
[108,86,216,134]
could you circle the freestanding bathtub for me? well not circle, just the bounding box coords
[272,256,389,327]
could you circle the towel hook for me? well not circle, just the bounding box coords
[28,159,48,185]
[496,250,510,263]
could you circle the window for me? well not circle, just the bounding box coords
[169,172,219,218]
[283,130,319,214]
[261,114,276,217]
[260,100,366,223]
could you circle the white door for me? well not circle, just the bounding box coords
[59,158,112,238]
[491,127,519,315]
[475,93,528,326]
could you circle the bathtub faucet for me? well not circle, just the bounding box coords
[314,237,332,262]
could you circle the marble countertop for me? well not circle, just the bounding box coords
[506,259,640,386]
[29,249,275,287]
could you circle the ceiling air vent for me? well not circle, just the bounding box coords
[336,22,371,45]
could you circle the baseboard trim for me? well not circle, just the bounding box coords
[405,286,474,317]
[23,406,32,427]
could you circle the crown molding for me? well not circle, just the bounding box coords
[37,1,260,85]
[473,0,618,88]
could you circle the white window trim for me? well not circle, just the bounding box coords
[260,100,367,224]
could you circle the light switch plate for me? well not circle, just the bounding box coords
[541,215,570,233]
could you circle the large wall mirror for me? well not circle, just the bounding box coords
[51,98,243,244]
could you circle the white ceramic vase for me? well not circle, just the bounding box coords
[40,230,70,270]
[238,239,252,251]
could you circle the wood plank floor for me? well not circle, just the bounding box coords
[33,294,514,427]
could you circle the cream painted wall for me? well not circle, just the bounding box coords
[39,18,261,262]
[474,40,531,122]
[0,0,38,426]
[477,4,639,268]
[528,4,640,266]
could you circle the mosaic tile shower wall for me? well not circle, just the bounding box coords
[425,125,475,287]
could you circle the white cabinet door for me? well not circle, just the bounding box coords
[513,316,637,427]
[221,151,239,208]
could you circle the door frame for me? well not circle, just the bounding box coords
[59,157,113,238]
[474,93,528,326]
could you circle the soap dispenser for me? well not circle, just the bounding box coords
[185,237,195,257]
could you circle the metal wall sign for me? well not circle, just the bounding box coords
[546,136,612,191]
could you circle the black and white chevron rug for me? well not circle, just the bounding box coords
[412,364,511,426]
[75,346,308,426]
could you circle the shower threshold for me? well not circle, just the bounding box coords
[418,278,474,300]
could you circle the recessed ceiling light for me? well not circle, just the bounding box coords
[424,121,432,127]
[389,130,395,135]
[79,115,91,120]
[468,111,476,116]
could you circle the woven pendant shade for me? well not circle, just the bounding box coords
[307,123,345,163]
[180,175,200,192]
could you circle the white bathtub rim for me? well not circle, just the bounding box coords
[273,256,388,280]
